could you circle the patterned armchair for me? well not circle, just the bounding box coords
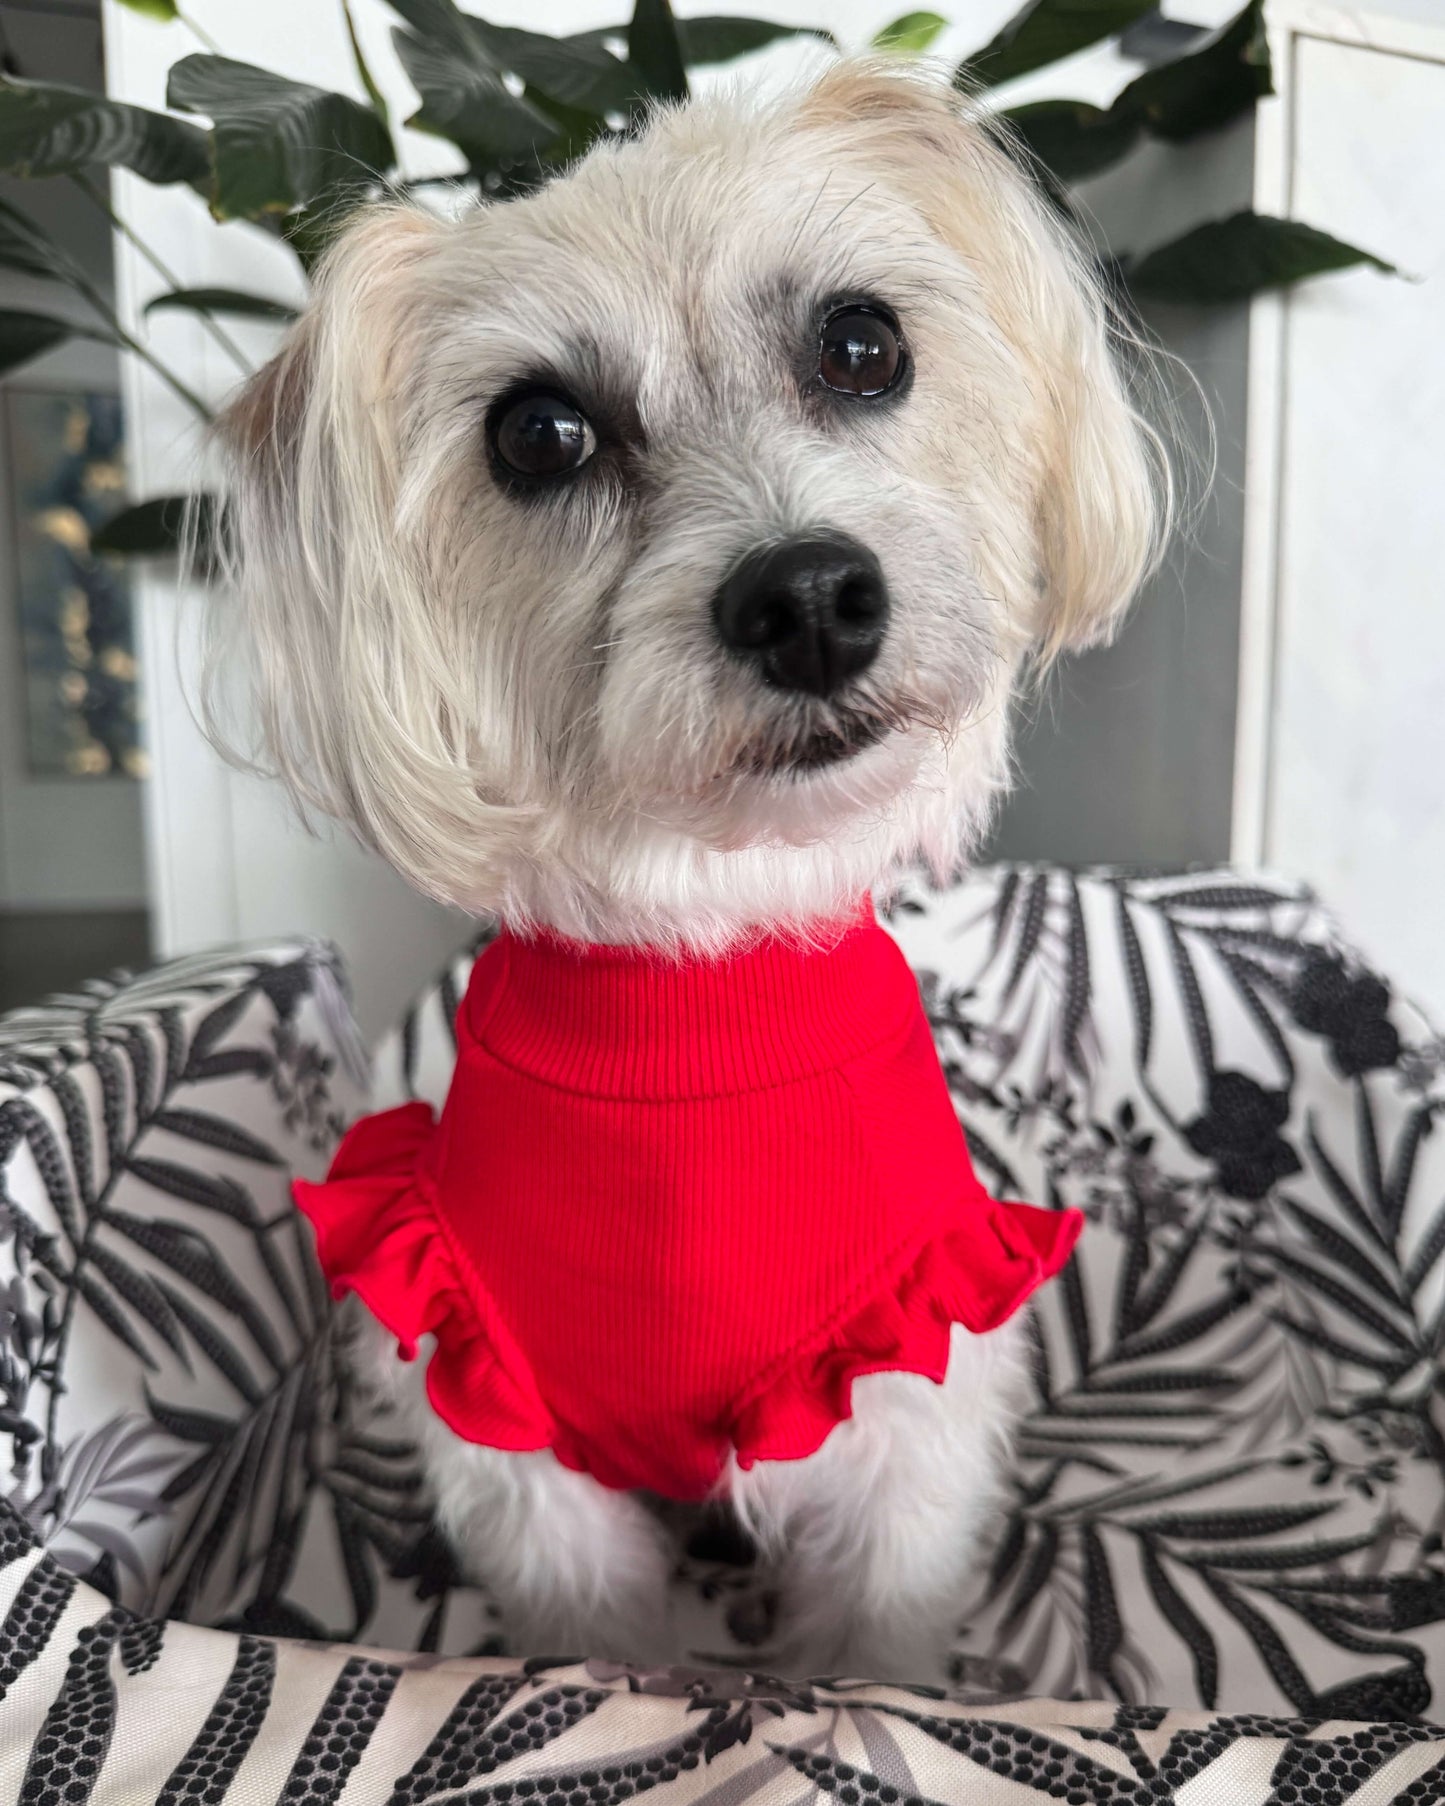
[1,865,1443,1803]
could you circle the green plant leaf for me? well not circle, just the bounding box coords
[1125,211,1394,305]
[514,87,611,184]
[1115,0,1270,141]
[873,11,948,53]
[0,308,80,375]
[680,17,835,62]
[388,4,562,167]
[628,0,689,103]
[90,493,215,559]
[471,25,638,113]
[570,18,835,66]
[341,0,390,122]
[167,54,395,220]
[275,194,368,275]
[0,194,68,280]
[113,0,180,17]
[390,0,637,118]
[1006,3,1272,190]
[0,78,211,187]
[144,286,298,323]
[391,31,562,164]
[959,0,1156,90]
[1003,98,1143,182]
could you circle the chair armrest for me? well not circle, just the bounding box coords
[0,940,368,1614]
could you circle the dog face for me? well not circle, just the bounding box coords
[212,62,1164,945]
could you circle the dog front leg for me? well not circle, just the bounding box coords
[730,1322,1026,1683]
[425,1434,679,1666]
[354,1315,677,1664]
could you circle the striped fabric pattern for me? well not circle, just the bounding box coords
[2,1503,1445,1804]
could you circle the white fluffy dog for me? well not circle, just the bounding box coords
[209,59,1165,1681]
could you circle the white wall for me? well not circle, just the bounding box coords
[101,0,1219,1037]
[1239,7,1445,1018]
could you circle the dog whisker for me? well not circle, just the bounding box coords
[816,181,877,243]
[782,172,833,266]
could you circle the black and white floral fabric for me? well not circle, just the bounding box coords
[0,942,375,1632]
[1,865,1444,1800]
[885,870,1445,1723]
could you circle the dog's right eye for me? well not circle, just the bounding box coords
[490,391,596,484]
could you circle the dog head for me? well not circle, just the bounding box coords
[210,60,1165,946]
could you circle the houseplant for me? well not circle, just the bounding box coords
[0,0,1387,552]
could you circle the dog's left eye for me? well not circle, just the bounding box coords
[491,391,596,483]
[817,306,905,398]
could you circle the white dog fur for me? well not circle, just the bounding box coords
[207,58,1166,1680]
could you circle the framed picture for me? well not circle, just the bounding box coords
[4,388,144,780]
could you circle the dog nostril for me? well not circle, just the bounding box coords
[834,578,881,626]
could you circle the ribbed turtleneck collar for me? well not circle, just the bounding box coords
[461,901,920,1102]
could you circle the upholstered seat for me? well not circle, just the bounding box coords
[2,865,1442,1800]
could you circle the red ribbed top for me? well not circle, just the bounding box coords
[473,902,914,1097]
[296,905,1081,1500]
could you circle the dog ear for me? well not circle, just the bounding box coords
[205,204,447,819]
[800,63,1166,662]
[215,203,441,517]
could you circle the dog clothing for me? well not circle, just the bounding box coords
[295,904,1081,1501]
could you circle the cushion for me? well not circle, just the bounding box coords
[0,941,372,1632]
[5,865,1445,1726]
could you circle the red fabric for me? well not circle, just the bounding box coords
[295,906,1082,1501]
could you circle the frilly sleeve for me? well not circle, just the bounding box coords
[294,1103,552,1453]
[731,1198,1082,1471]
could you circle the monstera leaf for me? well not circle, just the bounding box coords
[960,0,1157,91]
[389,0,563,165]
[390,0,640,117]
[1006,1,1272,186]
[1125,211,1394,305]
[167,55,395,221]
[0,78,210,188]
[464,24,639,114]
[569,16,834,65]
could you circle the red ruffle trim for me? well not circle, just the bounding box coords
[730,1196,1081,1470]
[295,1104,1082,1494]
[294,1103,554,1454]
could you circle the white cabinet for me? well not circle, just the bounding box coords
[1235,0,1445,1018]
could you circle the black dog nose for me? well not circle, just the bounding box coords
[712,533,890,698]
